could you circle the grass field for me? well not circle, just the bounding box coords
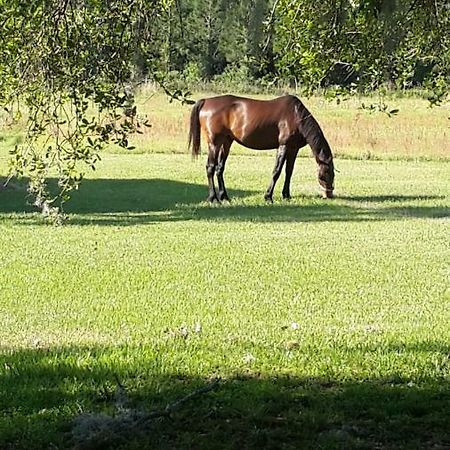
[0,92,449,449]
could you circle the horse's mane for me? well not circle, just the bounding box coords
[294,98,333,163]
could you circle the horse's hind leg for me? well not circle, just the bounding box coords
[216,138,232,201]
[282,147,299,199]
[265,144,287,202]
[206,141,221,202]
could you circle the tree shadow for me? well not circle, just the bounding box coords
[70,178,256,214]
[1,177,448,225]
[0,178,254,214]
[1,343,449,449]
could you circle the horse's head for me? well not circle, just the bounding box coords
[318,160,334,199]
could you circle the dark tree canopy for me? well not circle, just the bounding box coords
[274,0,449,100]
[154,0,449,97]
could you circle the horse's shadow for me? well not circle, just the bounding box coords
[1,177,448,225]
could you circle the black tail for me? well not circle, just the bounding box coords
[188,99,205,158]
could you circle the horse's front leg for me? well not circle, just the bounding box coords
[265,145,287,202]
[282,147,299,200]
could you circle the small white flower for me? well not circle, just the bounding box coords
[243,352,256,364]
[291,322,300,330]
[194,322,202,333]
[179,326,189,338]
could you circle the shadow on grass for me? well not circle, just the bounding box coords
[1,178,448,225]
[340,194,447,203]
[0,178,224,214]
[1,344,449,450]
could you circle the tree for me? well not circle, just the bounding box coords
[161,0,273,81]
[0,0,183,221]
[273,0,449,101]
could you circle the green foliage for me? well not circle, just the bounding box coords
[0,0,168,220]
[154,0,449,99]
[273,0,450,98]
[182,61,204,84]
[164,0,272,80]
[212,64,252,92]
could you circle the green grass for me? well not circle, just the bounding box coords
[1,151,449,449]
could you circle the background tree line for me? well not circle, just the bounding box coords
[149,0,448,100]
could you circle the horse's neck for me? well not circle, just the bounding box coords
[298,114,331,161]
[315,136,333,164]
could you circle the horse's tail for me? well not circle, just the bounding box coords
[188,99,205,158]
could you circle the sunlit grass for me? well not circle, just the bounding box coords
[0,151,449,448]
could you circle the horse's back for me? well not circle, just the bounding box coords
[202,94,299,111]
[199,95,303,150]
[200,94,300,124]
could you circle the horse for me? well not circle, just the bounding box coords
[188,94,335,202]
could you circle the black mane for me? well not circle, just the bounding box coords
[294,98,333,164]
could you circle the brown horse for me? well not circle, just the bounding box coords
[188,94,334,202]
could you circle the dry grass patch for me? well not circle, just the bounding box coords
[0,88,448,160]
[122,89,449,160]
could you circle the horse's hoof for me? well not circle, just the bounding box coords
[219,193,231,202]
[264,194,273,203]
[321,191,334,199]
[282,194,291,201]
[207,195,220,203]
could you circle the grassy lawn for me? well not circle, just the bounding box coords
[0,92,449,449]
